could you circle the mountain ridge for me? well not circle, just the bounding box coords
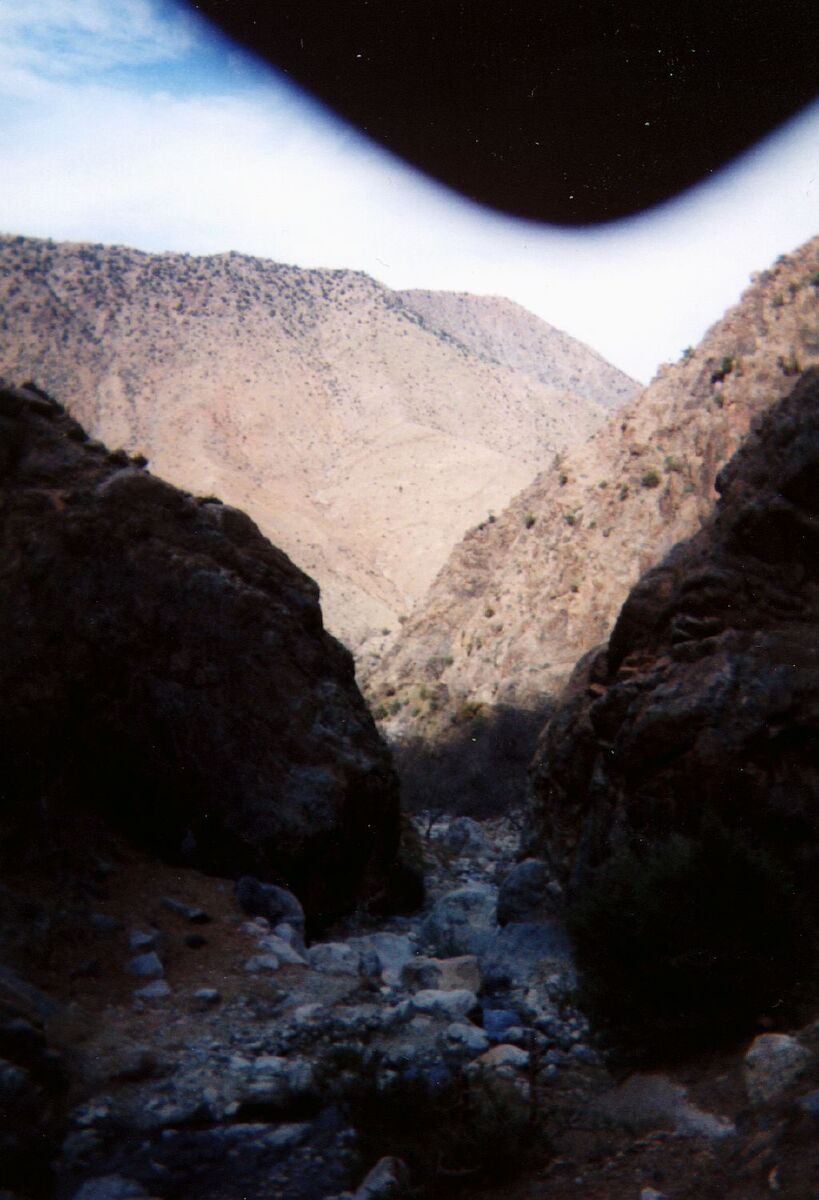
[366,236,819,729]
[0,233,638,648]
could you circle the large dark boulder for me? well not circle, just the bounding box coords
[0,382,408,927]
[530,369,819,1053]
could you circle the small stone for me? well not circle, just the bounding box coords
[235,877,305,938]
[256,934,307,965]
[126,952,163,979]
[128,930,158,952]
[191,988,221,1009]
[133,980,171,1001]
[745,1033,812,1106]
[474,1043,530,1070]
[243,954,281,974]
[161,897,211,923]
[411,989,480,1022]
[401,955,481,994]
[306,942,362,974]
[446,1022,491,1055]
[352,1155,410,1199]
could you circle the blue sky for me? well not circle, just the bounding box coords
[0,0,817,382]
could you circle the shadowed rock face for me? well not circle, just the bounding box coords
[531,369,819,1050]
[0,382,404,928]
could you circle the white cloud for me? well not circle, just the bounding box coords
[0,0,816,380]
[0,0,196,93]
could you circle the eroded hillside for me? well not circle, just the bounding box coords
[0,235,637,647]
[367,238,819,730]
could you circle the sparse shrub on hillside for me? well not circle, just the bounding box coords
[641,469,661,489]
[524,513,536,528]
[711,356,735,384]
[558,472,568,486]
[777,351,801,377]
[681,346,694,361]
[563,512,576,526]
[663,455,683,473]
[619,484,629,500]
[772,293,785,308]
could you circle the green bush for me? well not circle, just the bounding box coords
[524,513,536,529]
[641,470,661,489]
[711,356,735,384]
[568,820,809,1061]
[663,455,683,474]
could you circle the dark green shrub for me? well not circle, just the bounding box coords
[524,513,536,528]
[567,820,810,1061]
[641,470,661,489]
[711,356,735,384]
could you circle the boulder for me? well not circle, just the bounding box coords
[306,943,362,975]
[0,384,405,927]
[420,885,497,957]
[410,989,481,1022]
[442,817,489,857]
[530,370,819,1050]
[496,859,559,925]
[401,955,481,993]
[744,1033,813,1106]
[352,1155,410,1199]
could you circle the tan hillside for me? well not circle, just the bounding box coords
[399,290,639,407]
[367,237,819,728]
[0,234,637,648]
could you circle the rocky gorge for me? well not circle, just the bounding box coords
[3,358,819,1199]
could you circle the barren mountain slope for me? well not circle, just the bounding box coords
[0,235,635,647]
[399,289,639,407]
[367,238,819,728]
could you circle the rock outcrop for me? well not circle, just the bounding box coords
[0,381,406,927]
[530,369,819,1050]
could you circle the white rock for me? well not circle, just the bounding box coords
[306,942,362,974]
[474,1043,530,1070]
[411,988,480,1021]
[401,954,481,994]
[243,953,280,974]
[347,932,415,986]
[133,980,171,1001]
[126,951,163,979]
[446,1022,491,1055]
[744,1033,812,1106]
[256,934,307,965]
[352,1155,410,1199]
